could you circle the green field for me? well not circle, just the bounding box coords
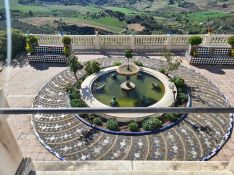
[1,0,234,34]
[0,0,101,15]
[21,16,125,33]
[104,6,142,15]
[187,10,231,23]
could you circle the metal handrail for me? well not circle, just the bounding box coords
[0,107,234,115]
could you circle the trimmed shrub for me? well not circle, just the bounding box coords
[85,61,101,75]
[25,35,38,54]
[128,121,139,132]
[142,117,162,131]
[113,61,121,66]
[159,68,167,74]
[25,43,34,54]
[133,60,143,66]
[170,76,185,88]
[106,119,118,130]
[178,93,188,104]
[177,87,186,93]
[231,49,234,57]
[227,36,234,46]
[26,35,38,45]
[188,36,202,45]
[164,114,179,122]
[69,88,80,99]
[70,99,86,107]
[93,117,102,126]
[62,36,71,45]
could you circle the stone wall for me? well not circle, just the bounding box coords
[0,89,24,175]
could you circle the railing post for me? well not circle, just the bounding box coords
[166,34,172,50]
[130,35,135,50]
[94,33,100,50]
[203,34,212,46]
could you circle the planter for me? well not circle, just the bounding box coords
[63,43,71,48]
[189,45,198,56]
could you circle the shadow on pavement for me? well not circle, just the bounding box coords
[30,62,67,70]
[192,64,234,75]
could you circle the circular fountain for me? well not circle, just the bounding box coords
[81,65,177,122]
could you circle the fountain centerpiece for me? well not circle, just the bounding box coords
[116,49,140,91]
[116,64,140,91]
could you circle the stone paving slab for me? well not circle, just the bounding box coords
[0,62,67,161]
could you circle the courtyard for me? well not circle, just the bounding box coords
[1,53,234,161]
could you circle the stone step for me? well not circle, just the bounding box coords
[34,161,230,172]
[36,171,233,175]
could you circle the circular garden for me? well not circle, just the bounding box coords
[32,57,233,161]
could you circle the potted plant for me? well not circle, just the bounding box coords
[62,36,72,47]
[25,35,38,54]
[188,36,203,57]
[228,36,234,49]
[62,36,72,56]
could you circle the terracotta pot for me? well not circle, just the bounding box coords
[64,43,71,48]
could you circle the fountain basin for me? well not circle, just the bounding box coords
[81,66,177,122]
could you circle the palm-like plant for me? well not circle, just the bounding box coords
[125,49,133,70]
[67,55,83,81]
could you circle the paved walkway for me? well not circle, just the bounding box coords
[0,55,234,161]
[179,58,234,161]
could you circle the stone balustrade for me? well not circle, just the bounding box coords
[30,34,232,50]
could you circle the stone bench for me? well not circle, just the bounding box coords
[186,46,234,64]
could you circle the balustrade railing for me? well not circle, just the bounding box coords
[30,34,232,50]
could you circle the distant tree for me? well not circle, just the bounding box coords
[168,0,175,5]
[29,10,33,17]
[67,55,83,81]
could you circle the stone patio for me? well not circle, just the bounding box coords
[0,54,234,161]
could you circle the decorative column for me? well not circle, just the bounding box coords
[166,34,173,50]
[0,88,24,175]
[94,31,100,50]
[130,35,135,50]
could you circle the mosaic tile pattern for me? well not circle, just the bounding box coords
[32,57,232,161]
